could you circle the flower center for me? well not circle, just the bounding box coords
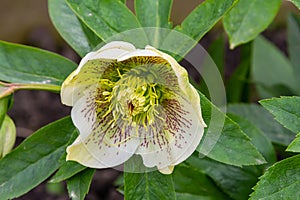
[94,56,177,131]
[112,75,163,127]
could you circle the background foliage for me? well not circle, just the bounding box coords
[0,0,299,199]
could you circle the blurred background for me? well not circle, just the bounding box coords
[0,0,299,199]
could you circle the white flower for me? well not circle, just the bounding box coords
[61,41,206,174]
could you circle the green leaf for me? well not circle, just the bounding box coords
[49,0,102,57]
[176,193,225,200]
[287,133,300,152]
[252,36,298,98]
[223,0,281,48]
[0,85,10,100]
[250,155,300,200]
[176,0,237,41]
[50,133,87,184]
[227,114,276,164]
[0,117,75,199]
[134,0,173,47]
[0,95,10,126]
[226,43,251,103]
[66,168,95,200]
[46,182,65,195]
[135,0,172,28]
[50,130,87,183]
[124,170,176,200]
[208,35,225,77]
[290,0,300,9]
[0,115,16,158]
[66,0,145,44]
[50,160,86,183]
[0,41,76,86]
[173,165,229,199]
[186,155,261,200]
[198,93,266,166]
[228,103,295,146]
[162,0,237,58]
[288,13,300,83]
[259,96,300,134]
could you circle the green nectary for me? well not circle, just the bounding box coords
[94,56,178,129]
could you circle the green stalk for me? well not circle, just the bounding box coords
[0,81,61,99]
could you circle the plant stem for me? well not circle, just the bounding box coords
[0,81,61,99]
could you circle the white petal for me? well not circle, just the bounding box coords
[91,41,136,60]
[61,42,137,106]
[80,41,136,70]
[117,49,160,61]
[66,125,140,168]
[71,42,135,78]
[146,46,207,127]
[71,92,97,141]
[66,138,139,168]
[75,52,98,74]
[61,59,114,106]
[61,70,80,106]
[136,94,204,171]
[61,71,98,106]
[99,41,136,53]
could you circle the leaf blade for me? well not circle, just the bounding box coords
[227,114,276,164]
[290,0,300,9]
[223,0,281,48]
[124,160,176,200]
[48,0,102,57]
[0,95,10,126]
[0,117,75,199]
[0,41,76,86]
[66,168,95,200]
[250,155,300,200]
[162,0,237,59]
[252,36,298,98]
[66,0,144,43]
[176,0,237,41]
[187,155,260,200]
[173,165,229,199]
[287,133,300,152]
[134,0,173,47]
[198,93,266,166]
[226,43,251,103]
[228,103,295,146]
[259,96,300,134]
[50,160,86,183]
[135,0,172,28]
[287,13,300,83]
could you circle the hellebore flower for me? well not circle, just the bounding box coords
[61,41,206,174]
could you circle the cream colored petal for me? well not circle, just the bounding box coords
[61,71,98,106]
[146,46,207,127]
[61,59,114,106]
[92,41,136,61]
[61,42,136,106]
[61,70,78,106]
[136,94,204,172]
[66,138,139,168]
[66,124,140,169]
[71,94,97,141]
[75,41,136,74]
[158,166,174,174]
[98,41,136,53]
[117,49,160,61]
